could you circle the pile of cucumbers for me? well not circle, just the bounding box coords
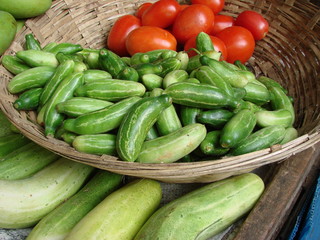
[2,31,298,163]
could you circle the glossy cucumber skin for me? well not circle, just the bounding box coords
[162,69,188,89]
[180,106,202,126]
[56,97,113,117]
[65,179,162,240]
[243,82,270,105]
[137,123,207,163]
[0,142,59,180]
[25,34,41,51]
[163,82,241,110]
[48,43,83,55]
[116,95,172,162]
[257,76,288,94]
[196,32,215,53]
[72,134,117,156]
[130,49,177,65]
[1,55,30,75]
[26,170,123,240]
[255,109,293,128]
[74,79,146,101]
[280,127,299,145]
[82,69,112,83]
[63,96,141,135]
[7,66,56,94]
[196,109,234,128]
[142,74,163,91]
[231,125,286,156]
[0,133,31,157]
[220,109,257,149]
[134,173,264,240]
[199,130,229,156]
[13,87,43,110]
[116,66,140,82]
[16,50,58,67]
[99,49,126,77]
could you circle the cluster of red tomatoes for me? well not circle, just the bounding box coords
[107,0,269,64]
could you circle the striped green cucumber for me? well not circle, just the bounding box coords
[133,62,163,77]
[13,87,43,110]
[7,66,56,94]
[16,50,58,67]
[220,109,257,148]
[0,142,59,180]
[255,109,293,128]
[175,51,189,70]
[268,85,295,126]
[162,69,189,89]
[180,106,202,126]
[156,57,182,77]
[116,95,172,162]
[243,82,270,105]
[137,123,206,163]
[47,43,83,55]
[65,179,161,240]
[0,133,31,157]
[194,65,234,97]
[42,42,58,52]
[199,130,229,156]
[72,134,117,156]
[25,33,41,51]
[56,97,113,117]
[163,82,241,110]
[196,109,234,128]
[280,127,299,144]
[116,66,140,82]
[130,49,177,65]
[0,158,94,229]
[1,55,31,75]
[150,88,182,136]
[196,32,215,53]
[74,79,146,101]
[234,100,265,113]
[26,170,123,240]
[63,96,141,135]
[134,173,264,240]
[39,59,75,106]
[257,76,288,94]
[99,49,126,77]
[83,69,112,83]
[186,50,221,73]
[0,110,14,137]
[231,125,286,156]
[44,72,84,137]
[141,74,163,91]
[61,131,77,145]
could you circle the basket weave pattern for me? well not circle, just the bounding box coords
[0,0,319,183]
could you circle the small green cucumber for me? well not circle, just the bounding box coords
[196,32,215,53]
[234,100,265,113]
[74,79,146,101]
[63,96,141,135]
[116,95,172,162]
[61,131,77,145]
[156,57,182,77]
[16,50,59,68]
[1,55,30,75]
[0,142,59,180]
[133,62,163,77]
[255,109,293,128]
[47,43,83,55]
[279,127,299,145]
[231,125,286,155]
[199,130,229,156]
[7,66,56,94]
[116,66,140,82]
[220,109,257,148]
[73,61,88,73]
[243,82,270,105]
[134,173,264,240]
[162,69,189,89]
[141,74,163,91]
[26,170,123,240]
[0,158,94,229]
[180,106,202,126]
[99,49,127,77]
[13,87,43,110]
[25,33,41,51]
[56,97,113,117]
[186,50,221,73]
[233,87,247,99]
[137,123,206,163]
[42,42,58,52]
[163,82,241,110]
[130,49,177,65]
[145,125,159,141]
[196,109,234,128]
[175,51,189,70]
[234,60,249,71]
[65,179,162,240]
[0,133,31,157]
[83,69,112,83]
[72,134,117,156]
[257,76,288,94]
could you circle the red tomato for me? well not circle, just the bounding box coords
[125,26,177,56]
[172,4,215,44]
[179,4,189,11]
[135,2,152,19]
[141,0,180,29]
[184,35,228,60]
[210,14,234,35]
[215,26,255,63]
[107,15,142,57]
[191,0,225,14]
[234,10,269,40]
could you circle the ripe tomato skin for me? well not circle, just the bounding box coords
[184,35,228,61]
[135,2,152,19]
[172,4,215,44]
[191,0,225,14]
[215,26,255,63]
[107,15,141,57]
[234,10,269,40]
[210,14,234,35]
[125,26,177,56]
[141,0,180,29]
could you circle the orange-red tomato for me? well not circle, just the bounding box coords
[210,14,234,35]
[215,26,255,63]
[191,0,225,14]
[141,0,180,29]
[135,2,152,19]
[184,35,228,60]
[125,26,177,56]
[172,4,215,44]
[107,15,141,56]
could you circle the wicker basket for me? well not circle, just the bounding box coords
[0,0,319,183]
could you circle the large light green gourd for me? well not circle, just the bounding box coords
[0,11,16,56]
[0,0,52,19]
